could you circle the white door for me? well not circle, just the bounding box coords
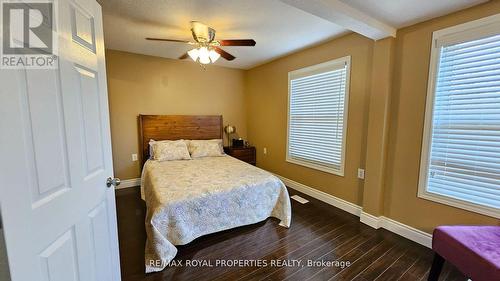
[0,0,121,280]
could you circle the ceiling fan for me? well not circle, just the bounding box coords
[146,21,256,65]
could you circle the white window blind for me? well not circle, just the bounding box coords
[287,57,350,175]
[420,15,500,217]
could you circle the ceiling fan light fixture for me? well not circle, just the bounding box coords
[187,48,199,61]
[209,49,220,63]
[146,21,256,65]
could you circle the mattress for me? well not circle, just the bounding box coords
[140,155,292,273]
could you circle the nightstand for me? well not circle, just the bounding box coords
[224,146,256,165]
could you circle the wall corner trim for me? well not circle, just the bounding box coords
[360,212,381,229]
[360,212,432,248]
[274,173,432,248]
[116,178,141,190]
[381,216,432,248]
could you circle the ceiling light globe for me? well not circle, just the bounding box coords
[187,48,199,61]
[209,50,221,63]
[198,47,210,64]
[199,55,210,64]
[198,47,209,57]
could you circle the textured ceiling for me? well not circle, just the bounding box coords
[101,0,489,69]
[340,0,489,28]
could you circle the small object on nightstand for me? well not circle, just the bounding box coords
[224,146,256,165]
[232,138,244,147]
[224,125,236,146]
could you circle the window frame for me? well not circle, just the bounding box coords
[418,14,500,219]
[286,56,351,176]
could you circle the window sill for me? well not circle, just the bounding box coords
[286,157,344,177]
[417,189,500,219]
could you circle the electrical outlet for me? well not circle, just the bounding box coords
[132,153,138,162]
[263,147,267,155]
[357,168,365,179]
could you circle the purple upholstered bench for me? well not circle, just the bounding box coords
[429,226,500,281]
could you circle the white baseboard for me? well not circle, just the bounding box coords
[116,178,140,190]
[274,174,362,216]
[378,215,432,248]
[360,212,381,229]
[274,174,432,248]
[359,211,432,248]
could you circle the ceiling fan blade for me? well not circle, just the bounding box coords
[218,39,256,46]
[146,37,191,44]
[178,53,189,59]
[214,47,236,61]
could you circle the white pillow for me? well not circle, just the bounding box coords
[187,139,224,158]
[149,139,182,158]
[150,140,191,161]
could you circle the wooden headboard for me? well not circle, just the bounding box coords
[139,115,223,162]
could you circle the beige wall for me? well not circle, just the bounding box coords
[245,33,374,206]
[106,50,246,179]
[383,1,500,232]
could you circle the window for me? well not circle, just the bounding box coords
[287,56,350,176]
[419,15,500,218]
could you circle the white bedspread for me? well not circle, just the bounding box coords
[140,155,292,273]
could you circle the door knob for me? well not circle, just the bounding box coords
[106,177,121,188]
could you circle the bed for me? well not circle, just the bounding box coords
[139,115,292,273]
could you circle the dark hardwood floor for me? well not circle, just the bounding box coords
[116,186,466,281]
